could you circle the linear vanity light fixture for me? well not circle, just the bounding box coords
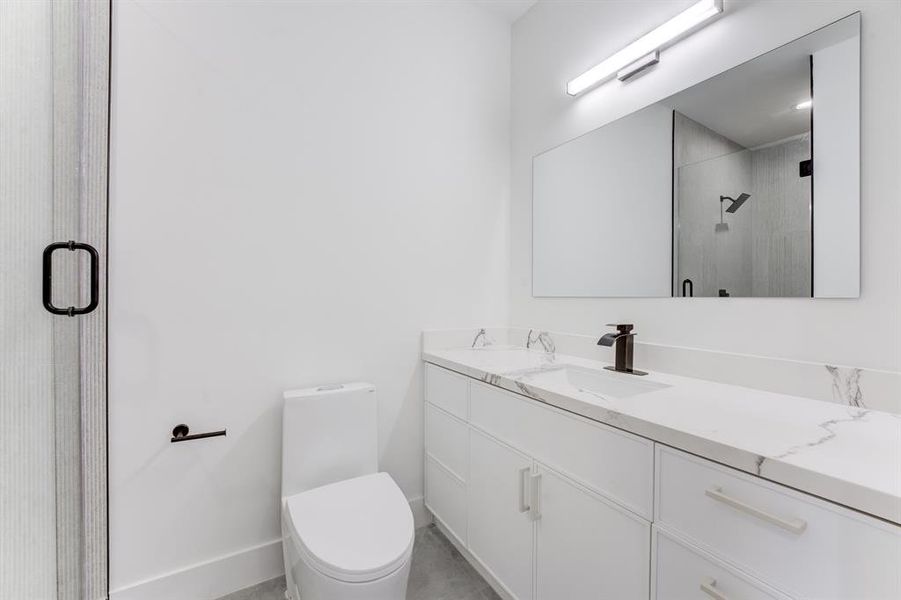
[566,0,723,96]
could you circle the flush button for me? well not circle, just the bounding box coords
[316,384,344,391]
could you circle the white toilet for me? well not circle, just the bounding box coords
[281,383,414,600]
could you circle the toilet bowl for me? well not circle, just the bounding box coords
[283,473,414,600]
[281,383,413,600]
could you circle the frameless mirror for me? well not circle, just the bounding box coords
[532,13,860,298]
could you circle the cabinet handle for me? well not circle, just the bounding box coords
[705,486,807,534]
[517,467,530,513]
[529,473,542,521]
[700,577,728,600]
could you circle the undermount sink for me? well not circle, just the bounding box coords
[528,364,670,399]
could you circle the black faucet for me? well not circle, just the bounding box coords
[597,324,647,376]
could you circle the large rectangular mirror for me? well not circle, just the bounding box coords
[533,13,860,298]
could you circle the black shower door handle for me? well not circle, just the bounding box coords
[42,241,100,316]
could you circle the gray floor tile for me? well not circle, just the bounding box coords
[216,525,499,600]
[216,575,286,600]
[407,525,500,600]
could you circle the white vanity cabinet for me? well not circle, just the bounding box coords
[468,428,534,600]
[424,363,653,600]
[423,365,470,546]
[651,528,793,600]
[424,361,901,600]
[535,463,650,599]
[654,445,901,600]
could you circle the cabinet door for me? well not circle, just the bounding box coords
[535,464,651,600]
[469,428,534,600]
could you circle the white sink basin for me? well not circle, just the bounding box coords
[528,364,670,399]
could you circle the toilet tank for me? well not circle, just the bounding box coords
[282,382,378,499]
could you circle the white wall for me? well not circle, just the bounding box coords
[109,1,510,597]
[533,103,672,297]
[512,0,901,370]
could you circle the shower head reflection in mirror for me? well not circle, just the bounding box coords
[722,193,751,214]
[715,192,751,232]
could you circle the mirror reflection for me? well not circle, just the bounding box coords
[532,13,860,298]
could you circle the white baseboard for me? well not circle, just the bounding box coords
[112,496,428,600]
[110,539,284,600]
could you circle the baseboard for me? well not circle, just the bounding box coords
[409,494,431,529]
[109,539,284,600]
[111,497,428,600]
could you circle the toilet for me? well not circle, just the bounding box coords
[281,383,414,600]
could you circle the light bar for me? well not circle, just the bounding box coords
[795,99,812,110]
[566,0,723,96]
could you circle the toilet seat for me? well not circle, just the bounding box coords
[285,472,414,583]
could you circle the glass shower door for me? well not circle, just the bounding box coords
[0,1,109,598]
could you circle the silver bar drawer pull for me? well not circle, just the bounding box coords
[517,467,530,513]
[700,577,729,600]
[705,486,807,534]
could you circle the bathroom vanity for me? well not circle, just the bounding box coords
[422,340,901,600]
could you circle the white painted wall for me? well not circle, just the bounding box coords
[109,1,510,597]
[512,0,901,370]
[533,103,672,297]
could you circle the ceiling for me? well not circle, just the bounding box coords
[472,0,537,24]
[663,14,858,149]
[667,51,811,149]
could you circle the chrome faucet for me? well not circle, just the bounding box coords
[597,324,646,376]
[527,329,555,360]
[471,328,490,348]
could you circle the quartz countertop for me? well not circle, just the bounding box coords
[423,345,901,525]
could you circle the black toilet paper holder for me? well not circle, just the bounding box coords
[170,424,227,443]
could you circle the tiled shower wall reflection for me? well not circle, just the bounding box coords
[674,112,811,297]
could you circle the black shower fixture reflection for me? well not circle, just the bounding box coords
[721,193,751,213]
[715,193,752,232]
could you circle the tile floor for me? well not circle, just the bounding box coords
[217,524,500,600]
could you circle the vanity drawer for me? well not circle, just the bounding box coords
[470,380,653,519]
[425,403,468,482]
[655,446,901,599]
[425,457,467,546]
[652,527,791,600]
[425,363,469,420]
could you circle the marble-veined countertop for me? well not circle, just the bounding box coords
[423,345,901,525]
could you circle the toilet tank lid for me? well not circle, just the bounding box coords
[283,382,375,400]
[285,472,414,582]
